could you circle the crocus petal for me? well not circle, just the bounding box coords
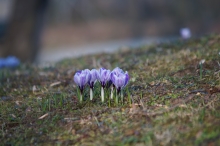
[112,67,124,75]
[117,74,126,88]
[98,68,111,87]
[111,73,122,89]
[110,73,116,85]
[74,71,81,85]
[79,73,86,88]
[89,69,98,87]
[84,69,91,84]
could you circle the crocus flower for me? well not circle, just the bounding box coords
[97,68,111,102]
[74,69,91,102]
[111,70,129,92]
[98,68,111,87]
[109,67,124,99]
[110,67,129,93]
[88,69,98,100]
[111,68,129,103]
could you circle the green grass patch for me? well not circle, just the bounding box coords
[0,34,220,145]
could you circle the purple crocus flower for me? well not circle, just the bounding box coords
[73,69,91,102]
[111,67,129,104]
[109,67,124,98]
[88,69,98,88]
[111,70,129,93]
[98,68,111,87]
[88,69,98,100]
[97,68,111,102]
[112,67,125,83]
[74,69,91,92]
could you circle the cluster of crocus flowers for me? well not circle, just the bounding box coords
[73,67,129,103]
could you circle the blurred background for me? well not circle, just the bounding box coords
[0,0,220,63]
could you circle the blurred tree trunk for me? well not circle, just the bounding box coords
[0,0,48,62]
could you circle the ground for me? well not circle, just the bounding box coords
[0,34,220,146]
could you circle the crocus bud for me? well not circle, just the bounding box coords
[111,67,129,93]
[88,69,98,88]
[74,69,91,102]
[97,68,111,88]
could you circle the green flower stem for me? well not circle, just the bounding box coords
[116,92,118,105]
[108,96,111,107]
[200,63,203,79]
[121,90,124,104]
[80,93,83,103]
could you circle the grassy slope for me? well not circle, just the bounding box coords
[0,34,220,146]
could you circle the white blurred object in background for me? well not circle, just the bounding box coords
[180,28,191,39]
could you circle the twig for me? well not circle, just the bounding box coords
[38,113,49,119]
